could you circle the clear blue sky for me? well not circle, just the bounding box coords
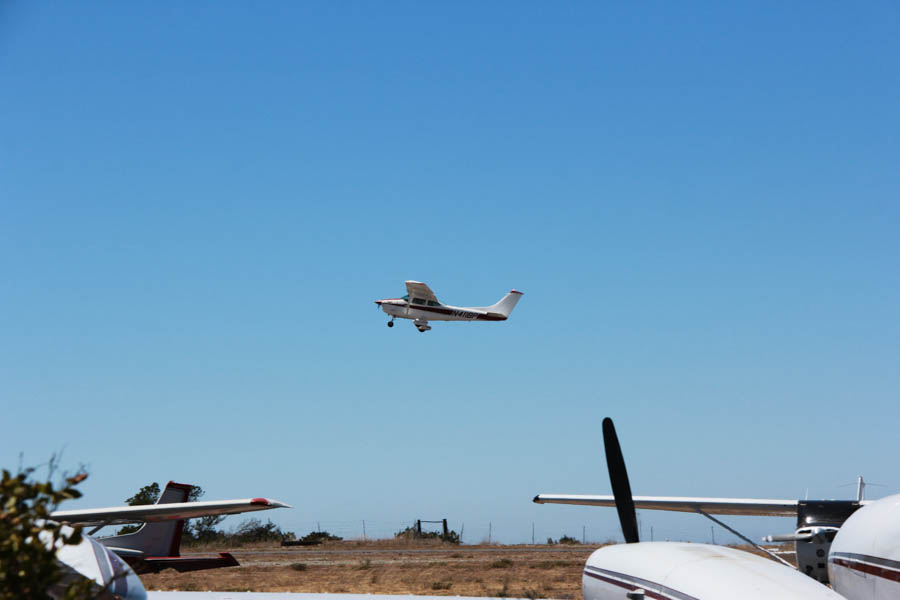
[2,1,899,544]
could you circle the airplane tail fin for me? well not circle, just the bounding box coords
[488,290,523,318]
[99,481,193,557]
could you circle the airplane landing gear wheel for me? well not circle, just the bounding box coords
[387,321,394,327]
[418,328,425,333]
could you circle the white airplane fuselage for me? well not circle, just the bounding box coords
[377,299,508,323]
[584,542,842,600]
[376,285,522,331]
[829,493,900,600]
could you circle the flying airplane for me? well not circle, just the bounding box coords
[375,280,522,332]
[534,418,843,600]
[51,481,290,573]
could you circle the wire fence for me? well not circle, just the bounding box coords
[269,519,760,546]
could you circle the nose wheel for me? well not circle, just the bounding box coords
[387,320,394,327]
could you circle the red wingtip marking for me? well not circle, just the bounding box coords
[511,289,523,294]
[251,498,270,505]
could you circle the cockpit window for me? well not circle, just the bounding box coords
[401,295,409,301]
[427,300,440,306]
[411,297,426,305]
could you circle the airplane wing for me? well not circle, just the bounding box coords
[534,494,800,517]
[405,280,439,303]
[51,498,290,526]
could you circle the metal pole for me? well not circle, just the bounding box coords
[532,522,535,545]
[488,522,492,544]
[363,520,367,541]
[697,510,792,568]
[583,525,586,544]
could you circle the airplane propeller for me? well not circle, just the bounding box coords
[602,417,640,544]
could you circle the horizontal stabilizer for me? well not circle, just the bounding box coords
[132,552,240,574]
[534,494,800,517]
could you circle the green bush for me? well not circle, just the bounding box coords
[558,535,581,545]
[298,530,342,544]
[0,466,96,599]
[394,525,460,545]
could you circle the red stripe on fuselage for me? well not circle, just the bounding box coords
[584,570,693,600]
[383,303,506,321]
[831,557,900,583]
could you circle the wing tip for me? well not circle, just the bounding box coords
[251,498,292,509]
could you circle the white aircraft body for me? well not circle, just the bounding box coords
[376,280,522,332]
[44,481,290,597]
[538,466,900,600]
[582,542,839,600]
[536,418,844,600]
[51,480,288,572]
[828,493,900,600]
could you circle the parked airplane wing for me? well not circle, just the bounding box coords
[534,494,801,516]
[51,497,290,526]
[405,280,439,303]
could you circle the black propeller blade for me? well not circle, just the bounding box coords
[602,417,640,544]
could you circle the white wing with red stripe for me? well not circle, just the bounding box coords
[51,497,290,526]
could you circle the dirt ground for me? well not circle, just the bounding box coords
[141,542,595,599]
[141,541,795,599]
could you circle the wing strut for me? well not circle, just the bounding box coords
[696,509,793,567]
[87,521,110,536]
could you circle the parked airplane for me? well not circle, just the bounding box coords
[375,280,522,332]
[535,418,843,600]
[51,481,289,574]
[535,490,863,584]
[828,492,900,599]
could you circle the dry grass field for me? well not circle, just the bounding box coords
[142,541,596,599]
[142,541,795,599]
